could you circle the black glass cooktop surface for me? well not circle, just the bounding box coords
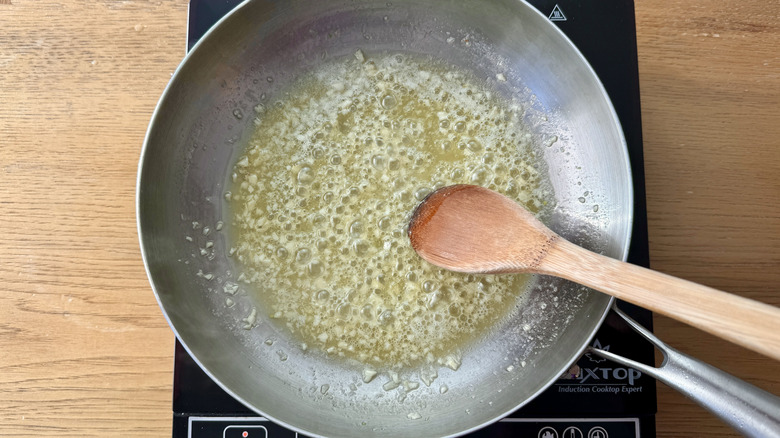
[174,1,656,437]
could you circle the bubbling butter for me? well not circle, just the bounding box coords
[229,52,550,368]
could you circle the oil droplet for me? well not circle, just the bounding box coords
[307,259,323,277]
[381,94,397,109]
[337,303,351,318]
[387,158,400,171]
[296,248,312,264]
[371,154,386,170]
[297,166,315,185]
[352,239,369,255]
[378,216,392,230]
[467,139,482,152]
[378,310,394,325]
[414,187,432,200]
[350,220,364,236]
[470,167,488,184]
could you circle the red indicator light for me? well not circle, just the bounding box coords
[242,431,248,438]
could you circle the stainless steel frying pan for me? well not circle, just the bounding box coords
[137,0,780,436]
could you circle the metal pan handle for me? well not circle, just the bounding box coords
[588,305,780,438]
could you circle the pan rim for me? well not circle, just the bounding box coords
[136,0,634,436]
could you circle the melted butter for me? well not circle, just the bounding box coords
[229,52,549,368]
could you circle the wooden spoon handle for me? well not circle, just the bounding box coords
[538,238,780,361]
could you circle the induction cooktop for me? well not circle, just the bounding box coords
[174,1,657,437]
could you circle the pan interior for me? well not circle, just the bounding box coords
[137,0,631,437]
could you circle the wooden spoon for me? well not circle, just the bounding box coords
[408,184,780,361]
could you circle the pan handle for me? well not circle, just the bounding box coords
[588,305,780,438]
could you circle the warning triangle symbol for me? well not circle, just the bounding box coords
[549,4,567,22]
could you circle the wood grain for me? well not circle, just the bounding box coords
[0,0,778,437]
[635,0,780,436]
[0,1,187,436]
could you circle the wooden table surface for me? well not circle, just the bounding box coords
[1,0,778,436]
